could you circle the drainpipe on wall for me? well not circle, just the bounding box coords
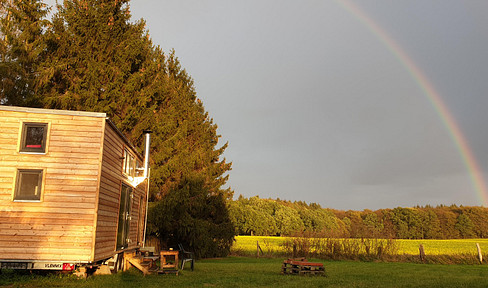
[142,130,152,248]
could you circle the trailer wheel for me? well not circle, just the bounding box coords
[85,265,98,276]
[112,253,124,273]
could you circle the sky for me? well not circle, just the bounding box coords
[45,0,488,210]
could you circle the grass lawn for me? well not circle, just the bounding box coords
[1,257,488,288]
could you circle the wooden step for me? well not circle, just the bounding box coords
[140,260,154,267]
[127,257,153,275]
[158,269,179,275]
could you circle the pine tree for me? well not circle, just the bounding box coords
[37,0,152,116]
[144,52,234,256]
[0,0,49,105]
[31,0,235,256]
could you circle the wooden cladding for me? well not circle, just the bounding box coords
[93,123,147,261]
[0,107,148,264]
[0,109,104,262]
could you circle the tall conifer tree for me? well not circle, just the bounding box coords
[15,0,235,256]
[37,0,152,117]
[0,0,49,105]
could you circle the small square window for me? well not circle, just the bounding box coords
[15,169,43,201]
[20,123,48,153]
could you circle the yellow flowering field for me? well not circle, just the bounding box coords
[396,238,488,255]
[232,236,488,256]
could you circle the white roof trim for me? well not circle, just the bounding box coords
[0,105,106,118]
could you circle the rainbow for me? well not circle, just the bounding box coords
[336,0,488,206]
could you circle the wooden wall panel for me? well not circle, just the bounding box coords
[0,108,104,262]
[93,123,148,261]
[93,125,123,260]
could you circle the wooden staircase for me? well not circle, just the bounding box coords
[122,248,182,275]
[124,251,160,275]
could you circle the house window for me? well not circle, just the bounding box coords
[20,123,48,153]
[14,169,43,201]
[135,160,143,177]
[123,149,136,178]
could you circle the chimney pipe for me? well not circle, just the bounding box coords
[142,130,152,179]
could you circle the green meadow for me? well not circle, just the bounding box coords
[2,237,488,287]
[2,257,488,288]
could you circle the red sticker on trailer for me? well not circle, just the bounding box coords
[62,263,75,271]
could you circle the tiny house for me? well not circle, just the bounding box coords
[0,106,150,271]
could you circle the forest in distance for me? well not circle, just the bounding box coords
[228,196,488,240]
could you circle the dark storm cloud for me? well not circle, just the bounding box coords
[44,0,488,209]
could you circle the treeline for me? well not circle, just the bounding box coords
[229,196,488,239]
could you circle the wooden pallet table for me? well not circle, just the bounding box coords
[281,258,325,276]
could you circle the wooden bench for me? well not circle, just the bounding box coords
[281,258,325,276]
